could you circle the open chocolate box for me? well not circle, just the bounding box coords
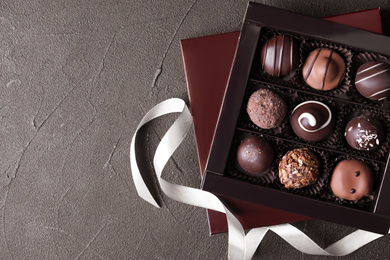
[202,2,390,234]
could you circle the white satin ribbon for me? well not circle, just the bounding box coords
[130,98,388,259]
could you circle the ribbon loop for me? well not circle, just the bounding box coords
[130,98,246,259]
[130,98,189,207]
[130,98,387,260]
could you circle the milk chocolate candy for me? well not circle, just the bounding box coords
[302,48,346,91]
[331,159,373,201]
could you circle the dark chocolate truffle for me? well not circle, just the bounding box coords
[345,115,383,151]
[247,89,287,129]
[330,159,373,201]
[261,35,299,76]
[290,101,335,142]
[237,136,274,174]
[355,61,390,101]
[302,48,346,91]
[278,148,319,189]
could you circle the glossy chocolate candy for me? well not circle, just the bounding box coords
[237,136,274,174]
[355,61,390,101]
[261,35,299,76]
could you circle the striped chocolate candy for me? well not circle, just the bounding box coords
[355,61,390,101]
[302,48,346,91]
[261,35,299,77]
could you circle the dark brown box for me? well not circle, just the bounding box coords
[202,2,390,234]
[182,8,383,235]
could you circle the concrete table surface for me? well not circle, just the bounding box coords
[1,0,390,259]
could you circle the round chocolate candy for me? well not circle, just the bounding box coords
[302,48,346,91]
[344,115,383,151]
[237,136,274,174]
[355,61,390,101]
[247,89,287,129]
[290,101,335,142]
[261,35,299,77]
[278,148,319,189]
[330,159,373,201]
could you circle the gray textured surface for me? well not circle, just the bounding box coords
[1,0,390,259]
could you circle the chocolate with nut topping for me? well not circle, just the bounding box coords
[278,148,319,189]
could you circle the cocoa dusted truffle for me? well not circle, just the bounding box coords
[330,159,373,201]
[278,148,319,189]
[261,35,299,76]
[345,115,383,151]
[302,48,346,91]
[247,89,287,129]
[290,101,335,142]
[355,61,390,101]
[237,136,274,174]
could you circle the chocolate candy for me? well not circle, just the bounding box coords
[330,159,373,201]
[355,61,390,101]
[290,101,335,142]
[261,35,299,76]
[345,115,383,151]
[237,136,274,174]
[302,48,346,91]
[247,89,287,129]
[278,148,319,189]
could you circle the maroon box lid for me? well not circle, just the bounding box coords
[323,8,383,34]
[181,31,311,234]
[202,3,390,234]
[182,7,384,234]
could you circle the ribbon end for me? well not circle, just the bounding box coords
[150,200,161,208]
[134,185,162,209]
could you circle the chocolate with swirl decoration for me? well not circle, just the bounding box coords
[355,61,390,101]
[261,35,299,77]
[290,101,335,141]
[302,48,346,91]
